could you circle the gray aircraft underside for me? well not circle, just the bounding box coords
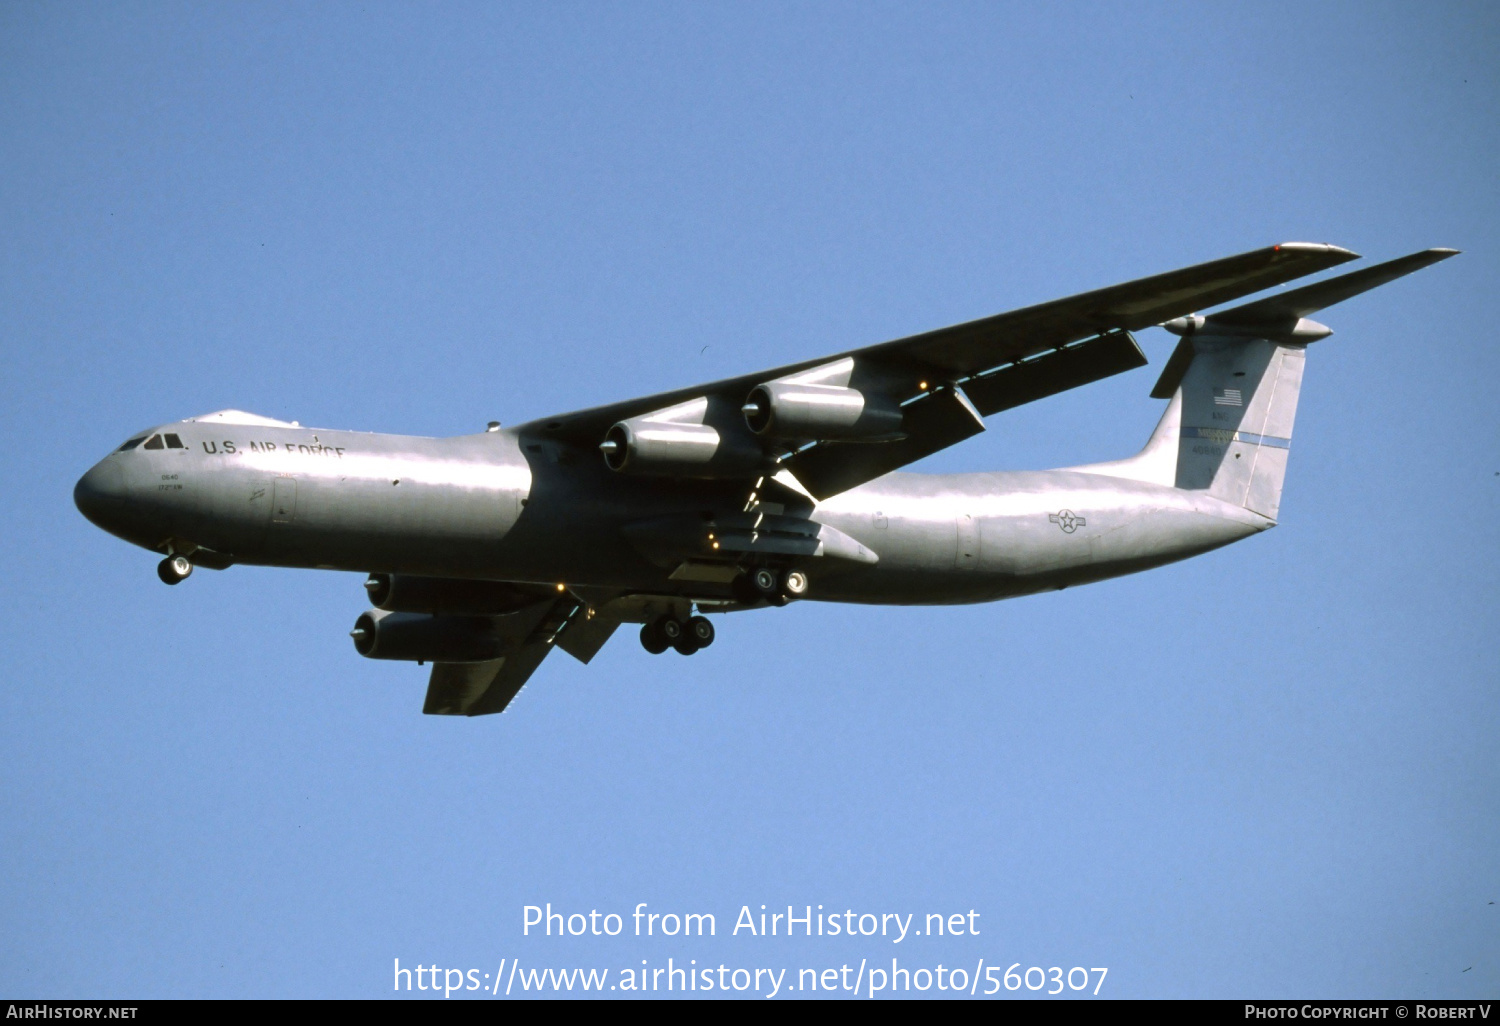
[75,244,1456,716]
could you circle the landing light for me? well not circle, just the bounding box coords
[555,583,566,592]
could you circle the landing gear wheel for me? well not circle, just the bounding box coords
[639,621,669,655]
[687,615,715,649]
[660,617,697,656]
[780,569,808,598]
[750,567,780,598]
[157,555,193,585]
[659,617,687,647]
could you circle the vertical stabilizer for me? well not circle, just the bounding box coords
[1174,337,1304,520]
[1074,248,1456,520]
[1067,339,1302,521]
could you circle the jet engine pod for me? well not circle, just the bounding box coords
[600,420,719,472]
[350,610,511,663]
[600,398,764,478]
[742,382,903,441]
[364,573,538,615]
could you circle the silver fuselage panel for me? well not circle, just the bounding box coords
[75,419,1267,607]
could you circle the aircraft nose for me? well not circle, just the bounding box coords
[74,458,128,528]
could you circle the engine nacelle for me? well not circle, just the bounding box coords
[350,610,511,663]
[601,419,719,472]
[600,398,763,477]
[742,382,903,440]
[364,573,537,615]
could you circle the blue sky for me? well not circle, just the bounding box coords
[1,1,1495,999]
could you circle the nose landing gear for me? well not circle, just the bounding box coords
[639,614,716,656]
[157,554,194,585]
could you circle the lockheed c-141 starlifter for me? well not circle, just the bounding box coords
[75,243,1455,715]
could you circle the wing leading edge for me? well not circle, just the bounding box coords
[519,243,1357,444]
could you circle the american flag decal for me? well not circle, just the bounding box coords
[1213,387,1243,407]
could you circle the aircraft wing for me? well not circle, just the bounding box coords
[423,654,543,717]
[422,594,617,716]
[518,242,1359,498]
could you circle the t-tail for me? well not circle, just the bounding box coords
[1082,248,1458,521]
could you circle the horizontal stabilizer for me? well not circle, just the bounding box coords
[1205,248,1459,328]
[1152,248,1459,398]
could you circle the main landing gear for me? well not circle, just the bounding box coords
[733,567,808,607]
[157,554,193,585]
[637,567,808,656]
[640,614,715,656]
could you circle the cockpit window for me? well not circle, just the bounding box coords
[116,437,147,452]
[143,434,164,450]
[164,433,184,449]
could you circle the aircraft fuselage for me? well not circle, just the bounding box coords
[75,417,1266,608]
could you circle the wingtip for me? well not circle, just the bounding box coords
[1392,247,1461,268]
[1274,242,1361,260]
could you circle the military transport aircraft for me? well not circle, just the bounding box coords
[75,243,1455,716]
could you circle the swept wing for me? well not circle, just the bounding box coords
[518,243,1357,497]
[422,594,618,716]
